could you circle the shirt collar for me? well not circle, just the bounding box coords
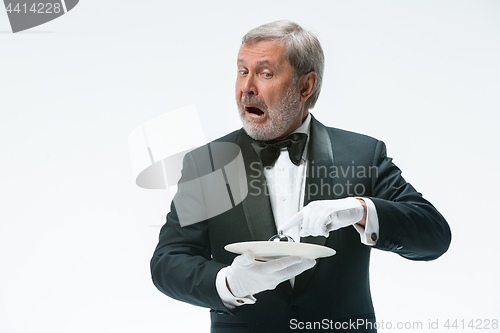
[292,113,311,136]
[292,113,311,161]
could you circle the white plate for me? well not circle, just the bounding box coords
[224,241,336,261]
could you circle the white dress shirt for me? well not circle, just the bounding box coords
[216,114,379,309]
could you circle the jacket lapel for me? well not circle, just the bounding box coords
[294,115,336,294]
[236,130,278,241]
[301,115,335,244]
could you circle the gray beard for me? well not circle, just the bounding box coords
[238,82,301,141]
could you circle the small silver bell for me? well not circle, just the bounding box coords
[268,230,295,242]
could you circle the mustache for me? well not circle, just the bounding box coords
[240,96,267,110]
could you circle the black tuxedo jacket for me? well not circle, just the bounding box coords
[151,115,451,332]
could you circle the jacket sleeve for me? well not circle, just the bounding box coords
[150,151,230,312]
[369,140,452,260]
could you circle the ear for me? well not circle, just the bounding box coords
[299,71,317,104]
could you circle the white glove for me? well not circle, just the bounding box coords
[280,197,364,237]
[225,252,316,298]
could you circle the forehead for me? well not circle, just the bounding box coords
[237,40,287,66]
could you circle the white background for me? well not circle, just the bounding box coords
[1,1,499,332]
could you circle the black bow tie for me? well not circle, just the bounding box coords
[251,133,308,168]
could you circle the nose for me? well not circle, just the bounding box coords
[241,75,257,95]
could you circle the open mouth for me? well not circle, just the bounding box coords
[245,106,265,117]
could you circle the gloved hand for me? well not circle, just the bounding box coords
[280,197,365,237]
[225,252,316,298]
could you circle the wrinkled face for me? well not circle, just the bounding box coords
[236,40,305,141]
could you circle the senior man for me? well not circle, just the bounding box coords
[151,20,451,332]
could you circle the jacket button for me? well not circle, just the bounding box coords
[290,305,300,317]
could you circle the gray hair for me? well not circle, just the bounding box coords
[242,20,324,109]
